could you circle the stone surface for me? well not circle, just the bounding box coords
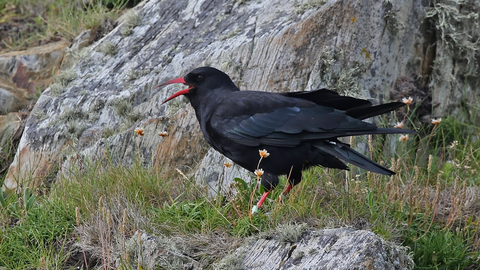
[194,148,251,197]
[237,228,413,270]
[3,0,479,191]
[425,1,480,123]
[120,227,414,270]
[0,40,70,114]
[0,111,28,174]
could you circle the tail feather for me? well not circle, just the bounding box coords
[373,127,417,135]
[347,102,405,120]
[313,141,395,175]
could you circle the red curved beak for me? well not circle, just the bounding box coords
[156,77,191,104]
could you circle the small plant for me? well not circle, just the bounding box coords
[121,10,142,36]
[126,67,150,81]
[49,83,65,96]
[99,41,118,56]
[383,0,403,33]
[66,121,87,142]
[219,28,241,41]
[277,223,308,244]
[48,68,77,96]
[108,97,142,125]
[294,0,327,14]
[55,68,77,87]
[405,227,480,269]
[59,107,89,122]
[31,109,48,121]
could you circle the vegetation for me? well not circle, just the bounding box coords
[2,101,480,269]
[1,0,480,269]
[0,0,135,52]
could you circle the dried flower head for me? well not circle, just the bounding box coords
[448,140,459,149]
[134,128,144,136]
[402,97,413,105]
[393,121,404,129]
[259,149,270,158]
[399,134,409,142]
[224,161,233,168]
[431,118,442,125]
[254,169,264,177]
[158,131,168,137]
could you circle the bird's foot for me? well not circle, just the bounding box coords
[282,184,293,196]
[252,191,270,215]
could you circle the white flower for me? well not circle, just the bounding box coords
[259,149,270,158]
[399,134,409,142]
[431,118,442,125]
[393,121,405,129]
[448,141,458,149]
[254,169,264,177]
[402,97,413,105]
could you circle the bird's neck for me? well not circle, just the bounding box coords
[188,86,239,111]
[187,86,238,127]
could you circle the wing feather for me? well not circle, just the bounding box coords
[208,91,380,148]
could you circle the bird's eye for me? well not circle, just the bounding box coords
[197,75,204,82]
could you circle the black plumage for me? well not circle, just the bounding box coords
[158,67,415,211]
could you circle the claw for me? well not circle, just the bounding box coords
[251,205,259,215]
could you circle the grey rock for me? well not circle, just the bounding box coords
[123,227,414,270]
[3,0,479,194]
[0,41,70,114]
[236,228,414,270]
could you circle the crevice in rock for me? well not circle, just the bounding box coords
[418,1,438,88]
[278,244,297,269]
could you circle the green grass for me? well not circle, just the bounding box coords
[2,103,480,269]
[0,0,132,52]
[0,189,75,269]
[3,0,479,268]
[2,112,480,269]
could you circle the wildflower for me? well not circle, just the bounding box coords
[158,131,168,137]
[259,149,270,158]
[254,169,264,177]
[431,118,442,125]
[393,121,404,129]
[224,161,232,168]
[134,128,144,136]
[448,140,458,149]
[402,97,413,105]
[399,134,409,142]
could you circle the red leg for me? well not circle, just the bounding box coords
[251,190,270,214]
[283,184,293,195]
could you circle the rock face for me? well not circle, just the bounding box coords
[0,41,70,114]
[3,0,479,190]
[0,112,28,174]
[240,227,413,270]
[119,227,414,270]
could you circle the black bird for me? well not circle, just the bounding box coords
[158,67,415,213]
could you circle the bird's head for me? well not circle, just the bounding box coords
[157,67,237,104]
